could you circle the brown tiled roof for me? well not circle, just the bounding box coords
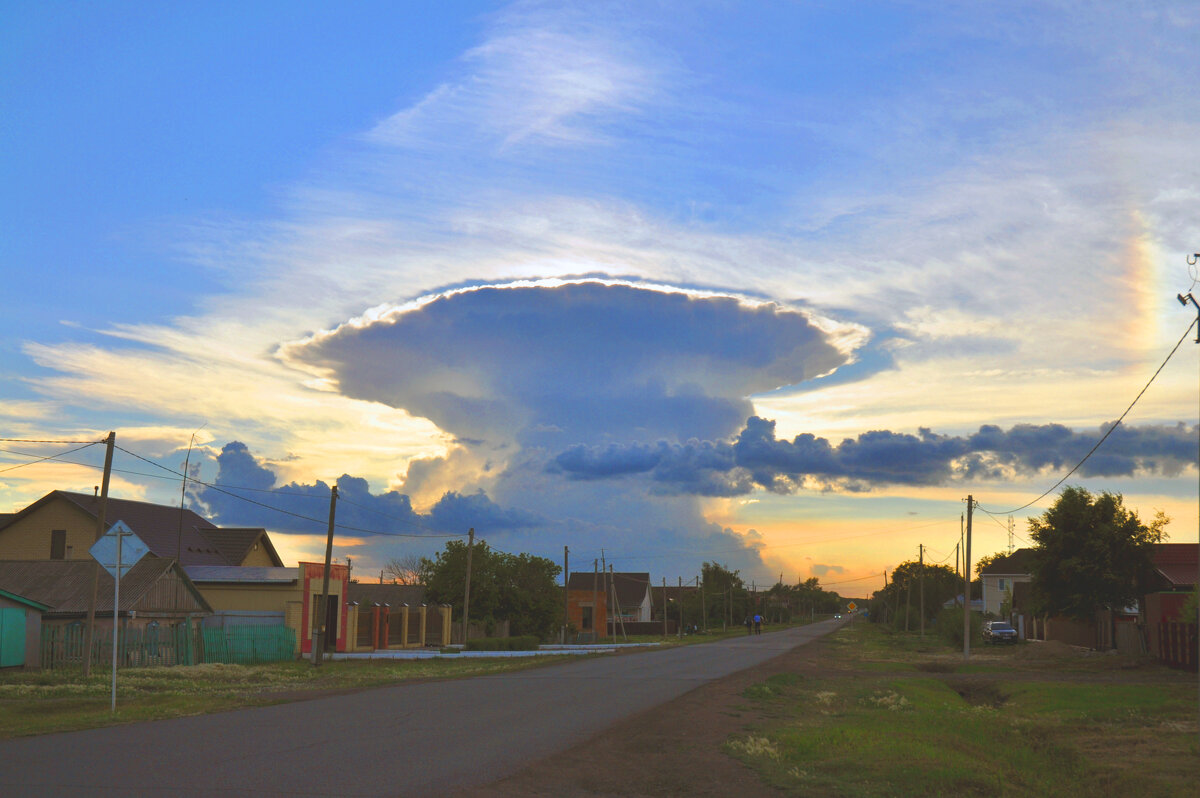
[197,527,284,567]
[980,548,1036,576]
[348,583,427,607]
[54,491,229,565]
[0,556,211,615]
[566,571,651,609]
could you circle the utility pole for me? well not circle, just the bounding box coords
[461,527,474,646]
[1008,516,1015,554]
[963,495,974,661]
[919,543,925,638]
[611,565,627,641]
[83,431,115,678]
[882,570,889,625]
[661,577,668,638]
[1176,280,1200,749]
[562,546,569,644]
[592,559,599,640]
[600,550,607,639]
[678,576,683,639]
[699,575,707,632]
[312,485,338,666]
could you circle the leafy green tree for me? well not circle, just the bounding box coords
[870,560,960,629]
[1028,486,1167,621]
[419,539,562,639]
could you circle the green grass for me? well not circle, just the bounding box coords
[725,623,1199,797]
[0,655,572,738]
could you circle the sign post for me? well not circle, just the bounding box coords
[89,521,149,712]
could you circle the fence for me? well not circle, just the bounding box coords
[1158,622,1198,672]
[41,623,296,670]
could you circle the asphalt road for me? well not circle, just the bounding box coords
[0,620,839,797]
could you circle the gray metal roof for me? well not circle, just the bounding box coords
[184,566,298,584]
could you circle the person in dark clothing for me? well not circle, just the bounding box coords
[744,616,753,635]
[753,613,762,634]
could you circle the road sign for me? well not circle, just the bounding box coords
[89,521,149,580]
[847,601,857,612]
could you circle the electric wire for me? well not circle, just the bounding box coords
[112,444,464,539]
[0,437,105,444]
[978,317,1197,517]
[0,441,101,474]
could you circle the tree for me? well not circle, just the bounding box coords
[419,539,562,639]
[974,551,1009,580]
[383,553,422,585]
[1028,486,1167,621]
[870,561,959,629]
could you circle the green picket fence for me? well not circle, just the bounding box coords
[41,623,296,670]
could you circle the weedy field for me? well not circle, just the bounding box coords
[726,622,1199,797]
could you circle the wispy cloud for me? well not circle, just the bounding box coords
[370,4,663,151]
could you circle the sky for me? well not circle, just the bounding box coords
[3,1,1200,595]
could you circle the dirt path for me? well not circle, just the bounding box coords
[456,636,830,798]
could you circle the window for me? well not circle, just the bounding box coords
[50,529,66,560]
[581,606,594,630]
[997,578,1008,591]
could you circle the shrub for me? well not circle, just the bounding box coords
[463,635,541,651]
[936,606,983,646]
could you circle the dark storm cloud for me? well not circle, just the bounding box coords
[196,442,539,536]
[286,281,854,446]
[550,417,1196,494]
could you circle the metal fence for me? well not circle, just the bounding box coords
[41,623,296,670]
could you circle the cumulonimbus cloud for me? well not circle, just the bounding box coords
[550,416,1197,495]
[283,280,862,448]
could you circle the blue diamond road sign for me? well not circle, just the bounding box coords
[89,520,150,580]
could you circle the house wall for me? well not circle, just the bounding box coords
[0,595,42,669]
[0,499,97,561]
[195,581,300,613]
[981,574,1031,616]
[238,544,277,567]
[566,588,608,639]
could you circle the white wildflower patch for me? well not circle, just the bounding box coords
[788,766,809,780]
[866,690,909,711]
[727,735,781,760]
[814,690,838,706]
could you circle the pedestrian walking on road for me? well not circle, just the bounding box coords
[743,616,752,635]
[753,614,762,634]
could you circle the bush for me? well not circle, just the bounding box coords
[936,606,983,646]
[463,635,541,652]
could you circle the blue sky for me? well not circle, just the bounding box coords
[3,2,1199,593]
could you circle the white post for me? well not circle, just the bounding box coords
[110,526,123,713]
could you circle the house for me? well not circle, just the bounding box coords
[565,571,653,639]
[979,548,1035,618]
[0,490,283,568]
[1142,543,1198,668]
[0,587,49,669]
[186,562,350,655]
[0,556,213,668]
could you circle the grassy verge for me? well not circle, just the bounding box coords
[725,623,1199,797]
[0,655,570,739]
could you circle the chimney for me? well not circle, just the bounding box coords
[93,486,99,500]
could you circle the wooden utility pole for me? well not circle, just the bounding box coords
[919,543,925,638]
[461,527,474,646]
[562,546,569,643]
[592,559,599,640]
[312,485,338,666]
[83,431,115,678]
[610,565,627,641]
[699,575,707,632]
[963,496,974,661]
[661,577,668,637]
[677,577,683,639]
[600,550,607,638]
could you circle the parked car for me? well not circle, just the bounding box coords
[982,620,1018,644]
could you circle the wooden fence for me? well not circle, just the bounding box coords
[41,623,296,670]
[1157,622,1198,672]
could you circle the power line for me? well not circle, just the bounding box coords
[979,317,1197,516]
[0,437,105,444]
[0,442,101,474]
[112,444,463,539]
